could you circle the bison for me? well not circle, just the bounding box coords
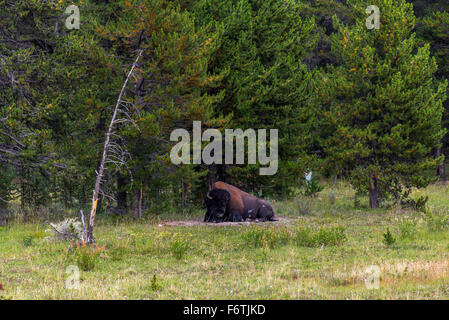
[205,181,276,222]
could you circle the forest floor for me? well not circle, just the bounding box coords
[2,182,449,299]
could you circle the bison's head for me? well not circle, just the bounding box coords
[205,188,231,221]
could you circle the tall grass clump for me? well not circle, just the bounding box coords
[169,234,191,260]
[396,216,420,239]
[276,196,312,216]
[295,226,347,247]
[241,226,293,249]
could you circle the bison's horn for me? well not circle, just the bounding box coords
[206,191,212,199]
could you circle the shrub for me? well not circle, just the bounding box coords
[295,228,314,246]
[150,274,162,291]
[46,218,84,242]
[412,196,429,212]
[68,242,106,271]
[353,190,364,209]
[302,178,323,197]
[328,189,336,206]
[314,226,347,246]
[397,217,419,239]
[169,236,190,260]
[401,195,429,212]
[279,196,312,216]
[242,226,293,249]
[382,228,396,247]
[296,226,347,247]
[424,208,449,231]
[109,244,128,261]
[22,235,34,247]
[296,197,312,216]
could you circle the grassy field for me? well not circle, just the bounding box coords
[2,182,449,300]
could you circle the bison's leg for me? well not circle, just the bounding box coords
[227,209,243,222]
[214,215,225,223]
[204,208,212,222]
[247,209,256,220]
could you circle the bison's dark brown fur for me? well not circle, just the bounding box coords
[206,181,276,222]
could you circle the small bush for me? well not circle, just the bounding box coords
[296,226,347,247]
[424,208,449,231]
[109,244,128,261]
[295,228,314,246]
[328,190,336,205]
[296,198,312,216]
[69,242,106,271]
[150,274,162,291]
[353,197,362,209]
[315,226,347,246]
[401,195,429,212]
[169,236,190,260]
[382,228,396,247]
[397,217,419,239]
[32,230,46,239]
[302,178,323,197]
[22,235,34,247]
[412,196,428,212]
[242,226,293,249]
[280,196,313,216]
[46,218,84,242]
[353,191,364,209]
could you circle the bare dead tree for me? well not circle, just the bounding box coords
[86,50,143,244]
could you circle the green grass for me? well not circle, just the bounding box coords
[2,182,449,299]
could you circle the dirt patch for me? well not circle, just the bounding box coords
[160,216,292,227]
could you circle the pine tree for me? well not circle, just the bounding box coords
[189,0,318,196]
[317,0,448,208]
[418,8,449,180]
[93,0,225,212]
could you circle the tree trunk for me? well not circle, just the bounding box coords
[138,184,143,219]
[20,166,25,210]
[217,164,226,182]
[436,147,446,181]
[181,179,187,211]
[369,173,379,208]
[116,173,128,214]
[131,183,143,220]
[131,189,138,220]
[87,50,142,244]
[208,165,216,190]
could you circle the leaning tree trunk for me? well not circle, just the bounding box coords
[369,173,379,209]
[86,50,142,244]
